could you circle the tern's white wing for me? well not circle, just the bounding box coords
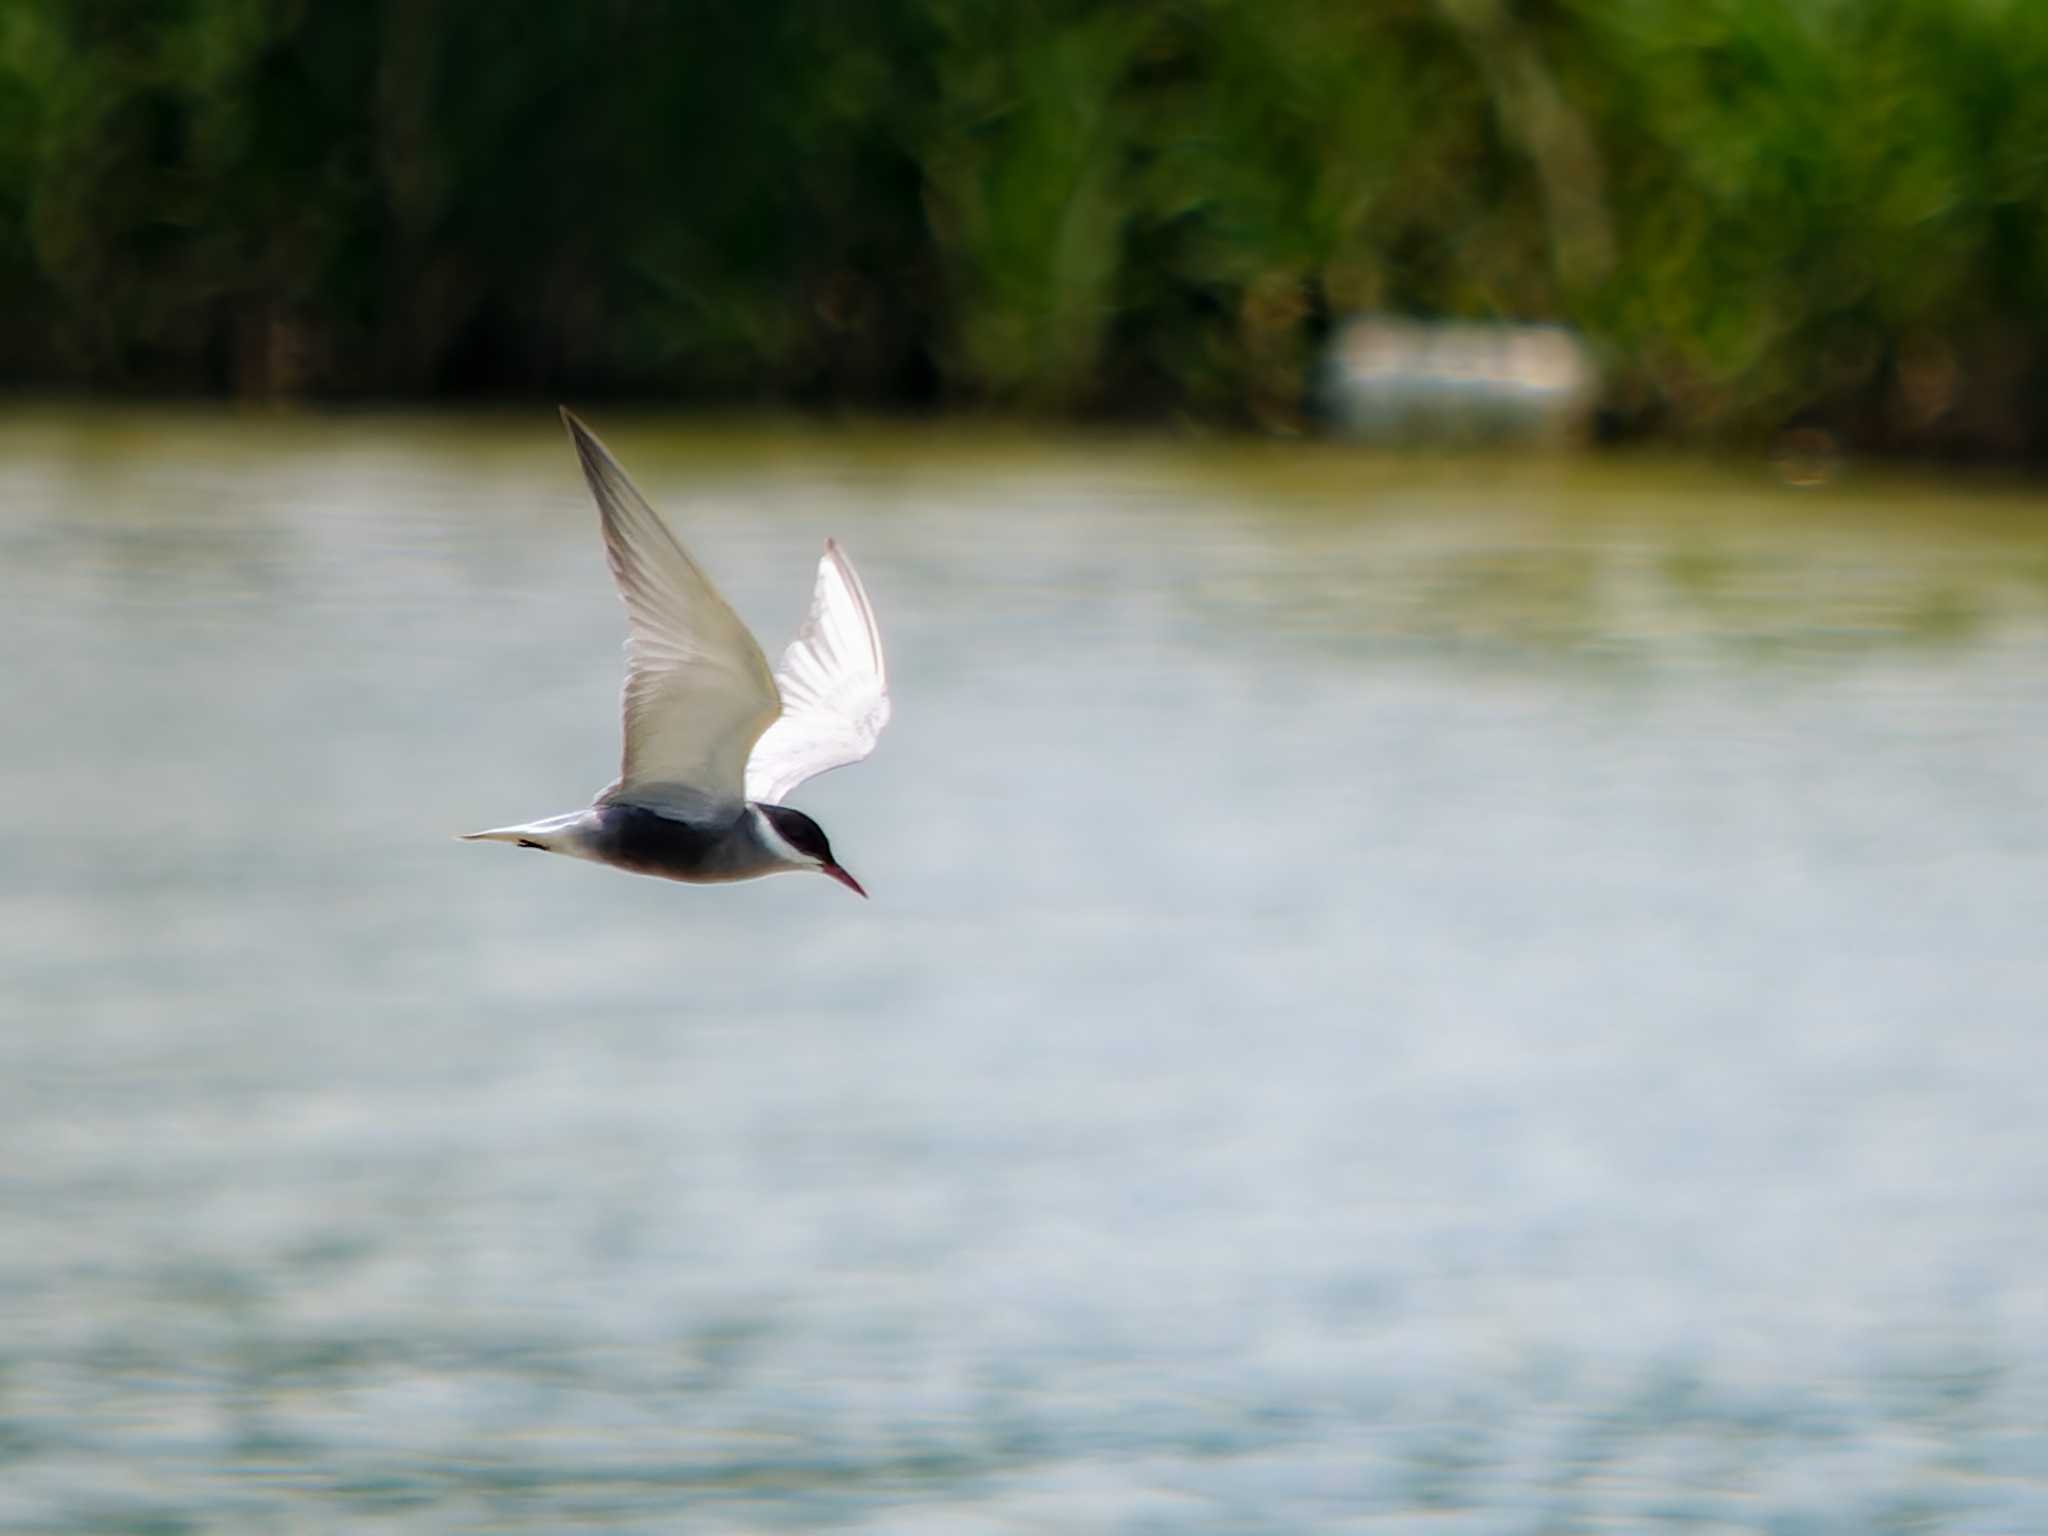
[562,410,781,810]
[744,540,891,805]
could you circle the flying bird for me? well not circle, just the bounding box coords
[462,409,891,896]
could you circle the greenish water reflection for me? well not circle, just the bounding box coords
[2,412,2047,1533]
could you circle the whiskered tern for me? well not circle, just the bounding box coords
[462,410,891,897]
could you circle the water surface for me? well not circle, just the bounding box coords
[3,413,2047,1532]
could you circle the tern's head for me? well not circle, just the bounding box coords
[754,804,867,898]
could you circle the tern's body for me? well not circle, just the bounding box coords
[463,411,891,897]
[474,801,826,885]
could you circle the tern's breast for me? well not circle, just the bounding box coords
[592,803,762,884]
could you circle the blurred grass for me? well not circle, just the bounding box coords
[4,0,2048,456]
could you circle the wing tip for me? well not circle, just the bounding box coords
[560,405,604,467]
[819,538,884,678]
[819,539,863,595]
[560,409,643,541]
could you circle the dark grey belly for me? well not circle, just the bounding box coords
[591,803,758,884]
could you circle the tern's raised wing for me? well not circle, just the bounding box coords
[562,409,781,811]
[744,540,891,806]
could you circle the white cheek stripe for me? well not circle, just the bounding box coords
[750,806,819,868]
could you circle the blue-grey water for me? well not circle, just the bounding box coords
[4,412,2048,1533]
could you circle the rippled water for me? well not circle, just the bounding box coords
[4,411,2048,1532]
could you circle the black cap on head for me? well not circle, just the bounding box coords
[757,803,834,866]
[758,803,865,896]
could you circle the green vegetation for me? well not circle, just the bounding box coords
[4,0,2048,453]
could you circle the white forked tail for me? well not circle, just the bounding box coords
[457,810,592,851]
[459,825,546,847]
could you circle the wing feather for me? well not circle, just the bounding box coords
[561,409,780,810]
[744,540,892,805]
